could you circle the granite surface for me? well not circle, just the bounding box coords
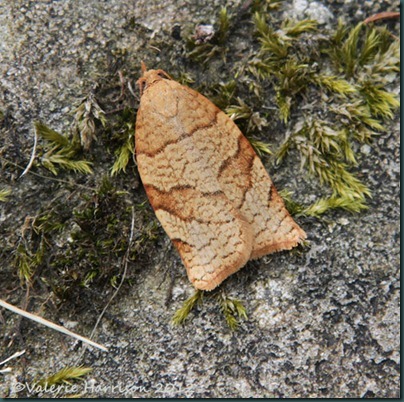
[0,0,399,398]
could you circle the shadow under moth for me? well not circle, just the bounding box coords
[135,65,306,291]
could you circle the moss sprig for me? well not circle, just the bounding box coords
[172,290,203,325]
[14,238,45,286]
[327,21,397,79]
[216,7,231,45]
[210,80,237,110]
[0,188,11,202]
[247,137,272,157]
[251,0,283,14]
[303,194,368,216]
[314,74,357,96]
[359,81,400,119]
[35,122,93,175]
[274,60,310,122]
[111,121,135,176]
[74,94,107,151]
[217,292,248,331]
[226,97,269,134]
[253,13,289,58]
[37,366,92,388]
[32,212,68,235]
[281,19,318,37]
[280,189,368,217]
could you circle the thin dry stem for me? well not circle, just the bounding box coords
[0,299,108,352]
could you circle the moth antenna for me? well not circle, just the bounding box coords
[141,61,147,75]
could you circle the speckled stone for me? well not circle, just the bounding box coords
[0,0,399,398]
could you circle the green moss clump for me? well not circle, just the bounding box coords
[192,6,399,217]
[0,188,11,202]
[37,366,92,388]
[110,108,135,176]
[172,289,248,330]
[172,290,204,325]
[35,122,93,175]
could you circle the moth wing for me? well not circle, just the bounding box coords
[136,76,305,291]
[172,85,306,259]
[210,109,307,259]
[143,186,253,291]
[135,81,253,291]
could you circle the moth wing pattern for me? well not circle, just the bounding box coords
[135,74,254,290]
[144,185,254,290]
[208,107,307,259]
[135,69,306,290]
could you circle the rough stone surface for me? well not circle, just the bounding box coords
[0,0,399,398]
[285,0,334,25]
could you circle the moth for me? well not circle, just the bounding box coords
[135,64,306,291]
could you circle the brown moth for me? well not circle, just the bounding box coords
[135,64,306,291]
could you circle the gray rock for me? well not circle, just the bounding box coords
[285,0,334,25]
[0,0,399,398]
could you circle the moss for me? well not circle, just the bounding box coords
[205,7,399,216]
[172,289,248,330]
[247,137,272,157]
[209,80,237,110]
[359,82,400,119]
[326,21,397,79]
[49,177,158,291]
[276,118,371,204]
[74,93,107,151]
[0,188,11,202]
[35,122,93,175]
[172,290,204,325]
[186,7,231,63]
[217,292,248,330]
[14,243,38,285]
[280,189,368,217]
[110,108,136,176]
[7,168,158,303]
[37,366,92,388]
[216,7,231,45]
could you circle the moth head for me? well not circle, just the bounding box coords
[137,63,172,96]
